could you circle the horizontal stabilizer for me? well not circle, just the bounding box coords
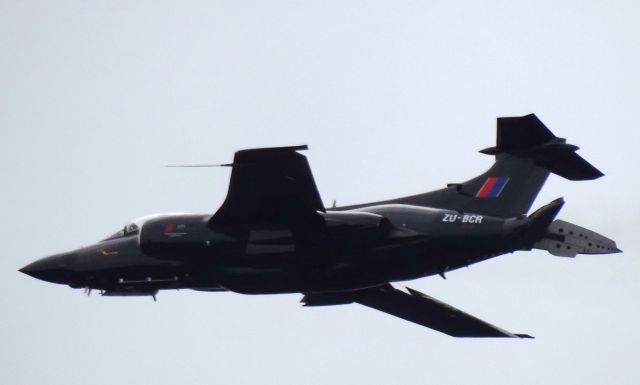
[495,115,556,151]
[533,219,621,257]
[536,150,603,181]
[480,114,603,181]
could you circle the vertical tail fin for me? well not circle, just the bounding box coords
[387,114,603,217]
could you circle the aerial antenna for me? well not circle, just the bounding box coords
[166,163,234,168]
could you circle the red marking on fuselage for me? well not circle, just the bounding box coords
[476,177,498,198]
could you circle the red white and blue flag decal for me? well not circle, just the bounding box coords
[476,177,510,198]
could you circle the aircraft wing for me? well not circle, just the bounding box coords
[357,284,532,338]
[209,145,325,228]
[303,284,531,338]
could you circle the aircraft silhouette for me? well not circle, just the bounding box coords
[21,114,620,338]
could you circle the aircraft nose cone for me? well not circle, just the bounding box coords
[20,252,78,285]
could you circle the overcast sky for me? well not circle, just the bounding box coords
[2,1,639,384]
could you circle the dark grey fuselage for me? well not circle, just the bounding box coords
[27,204,534,296]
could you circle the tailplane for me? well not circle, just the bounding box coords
[479,114,603,181]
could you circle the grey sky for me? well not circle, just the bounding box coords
[2,1,639,384]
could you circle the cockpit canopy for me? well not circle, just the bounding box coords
[102,223,140,241]
[101,213,193,242]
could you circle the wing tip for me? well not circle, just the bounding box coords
[236,144,309,155]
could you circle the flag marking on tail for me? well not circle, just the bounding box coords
[476,177,510,198]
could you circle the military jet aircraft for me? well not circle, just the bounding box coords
[20,114,620,338]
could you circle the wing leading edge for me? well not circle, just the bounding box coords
[303,284,532,338]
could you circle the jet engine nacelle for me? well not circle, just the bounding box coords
[320,211,391,242]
